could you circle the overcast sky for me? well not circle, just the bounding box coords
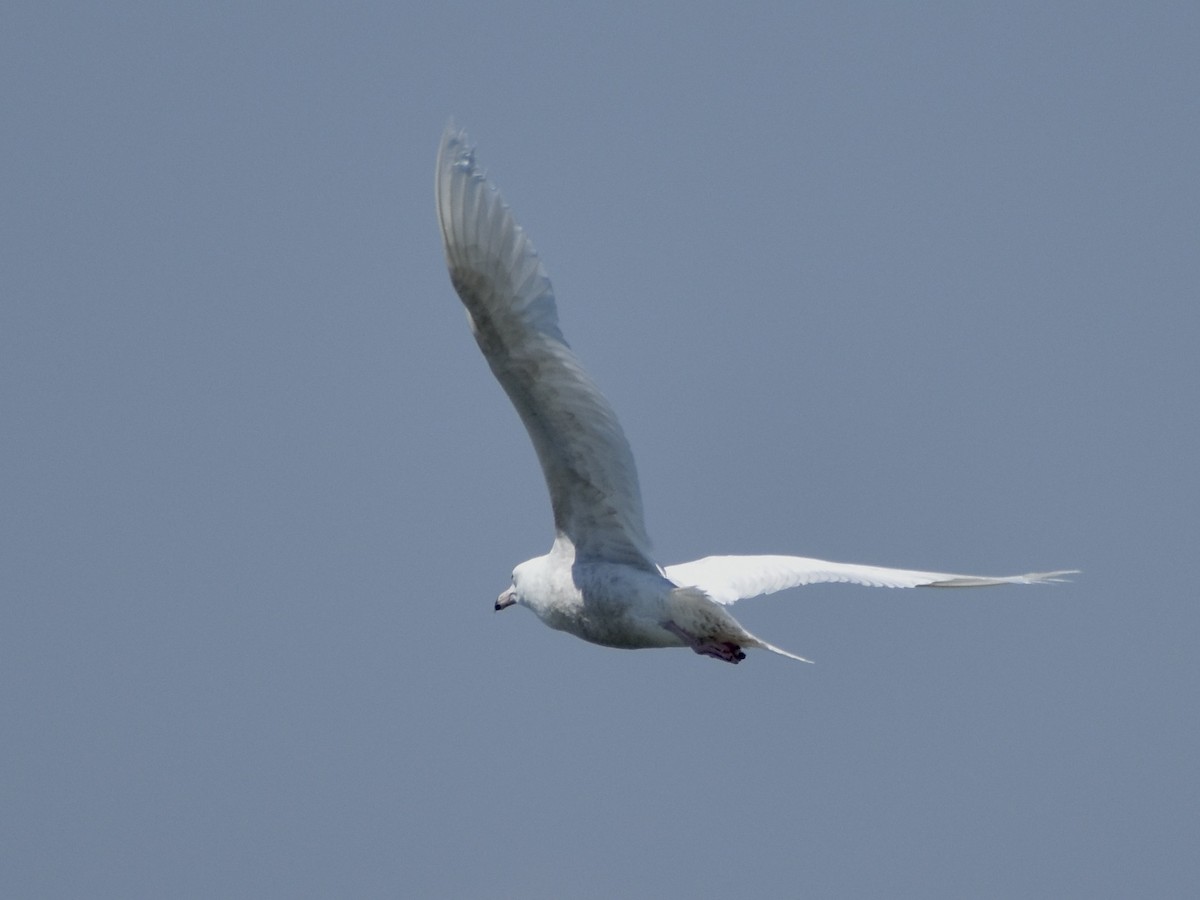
[3,3,1198,897]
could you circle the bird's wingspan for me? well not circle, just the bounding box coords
[436,125,655,569]
[664,555,1079,604]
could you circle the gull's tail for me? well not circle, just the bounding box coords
[748,636,814,664]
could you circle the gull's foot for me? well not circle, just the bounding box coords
[694,641,746,664]
[662,621,746,664]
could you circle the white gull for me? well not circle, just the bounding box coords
[435,125,1076,664]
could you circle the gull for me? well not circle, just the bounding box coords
[435,125,1076,664]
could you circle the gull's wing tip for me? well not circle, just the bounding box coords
[1035,569,1082,583]
[1017,569,1081,584]
[441,118,465,145]
[928,568,1082,587]
[438,121,471,170]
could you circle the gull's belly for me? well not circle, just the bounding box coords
[530,564,683,650]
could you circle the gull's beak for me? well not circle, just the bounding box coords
[496,587,517,611]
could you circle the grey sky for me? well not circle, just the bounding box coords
[3,3,1197,897]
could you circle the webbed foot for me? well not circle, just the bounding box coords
[661,620,746,664]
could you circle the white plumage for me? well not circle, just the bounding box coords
[435,124,1076,664]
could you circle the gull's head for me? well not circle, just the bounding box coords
[497,557,547,611]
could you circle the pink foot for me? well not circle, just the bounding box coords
[662,621,746,664]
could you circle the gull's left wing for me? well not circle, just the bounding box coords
[664,555,1078,605]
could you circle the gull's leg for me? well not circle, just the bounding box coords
[661,620,746,664]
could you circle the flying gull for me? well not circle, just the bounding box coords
[435,125,1075,664]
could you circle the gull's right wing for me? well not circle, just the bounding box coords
[436,125,655,570]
